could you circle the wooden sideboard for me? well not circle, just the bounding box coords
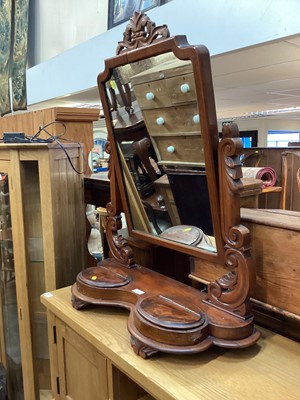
[41,286,300,400]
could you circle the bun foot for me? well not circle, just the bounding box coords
[130,336,159,359]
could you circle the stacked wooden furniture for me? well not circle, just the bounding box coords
[0,143,85,400]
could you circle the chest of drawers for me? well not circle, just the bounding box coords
[131,58,204,167]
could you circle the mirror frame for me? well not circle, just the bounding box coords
[98,13,224,262]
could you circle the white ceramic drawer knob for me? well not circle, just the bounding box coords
[180,83,190,93]
[193,114,200,124]
[167,145,175,153]
[156,117,165,125]
[146,92,155,101]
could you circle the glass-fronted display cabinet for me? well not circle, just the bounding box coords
[0,172,23,400]
[0,143,86,400]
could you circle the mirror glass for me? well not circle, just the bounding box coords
[105,52,217,253]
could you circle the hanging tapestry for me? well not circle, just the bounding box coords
[11,0,29,112]
[0,0,12,115]
[0,0,29,116]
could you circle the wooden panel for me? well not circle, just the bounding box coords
[190,258,227,285]
[0,150,11,161]
[56,318,108,400]
[111,366,149,400]
[242,211,300,316]
[46,310,58,400]
[47,146,85,289]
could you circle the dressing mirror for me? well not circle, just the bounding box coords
[108,52,218,254]
[72,12,260,357]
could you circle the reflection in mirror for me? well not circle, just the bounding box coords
[106,53,216,253]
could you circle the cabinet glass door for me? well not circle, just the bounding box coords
[21,161,50,398]
[0,172,24,400]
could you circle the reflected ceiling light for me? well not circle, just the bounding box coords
[245,106,300,117]
[218,106,300,122]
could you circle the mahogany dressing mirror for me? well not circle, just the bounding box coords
[72,12,260,358]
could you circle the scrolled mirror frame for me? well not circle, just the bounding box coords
[97,12,256,318]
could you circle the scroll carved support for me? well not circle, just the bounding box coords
[205,123,256,318]
[105,139,136,268]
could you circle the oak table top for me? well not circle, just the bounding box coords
[41,286,300,400]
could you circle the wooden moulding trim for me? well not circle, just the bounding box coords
[53,107,100,122]
[241,208,300,232]
[251,298,300,322]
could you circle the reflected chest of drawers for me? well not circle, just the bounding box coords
[131,58,204,167]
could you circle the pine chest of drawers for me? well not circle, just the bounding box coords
[131,58,204,167]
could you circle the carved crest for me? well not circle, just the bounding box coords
[116,12,170,54]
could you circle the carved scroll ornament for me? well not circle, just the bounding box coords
[116,11,170,55]
[104,139,135,268]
